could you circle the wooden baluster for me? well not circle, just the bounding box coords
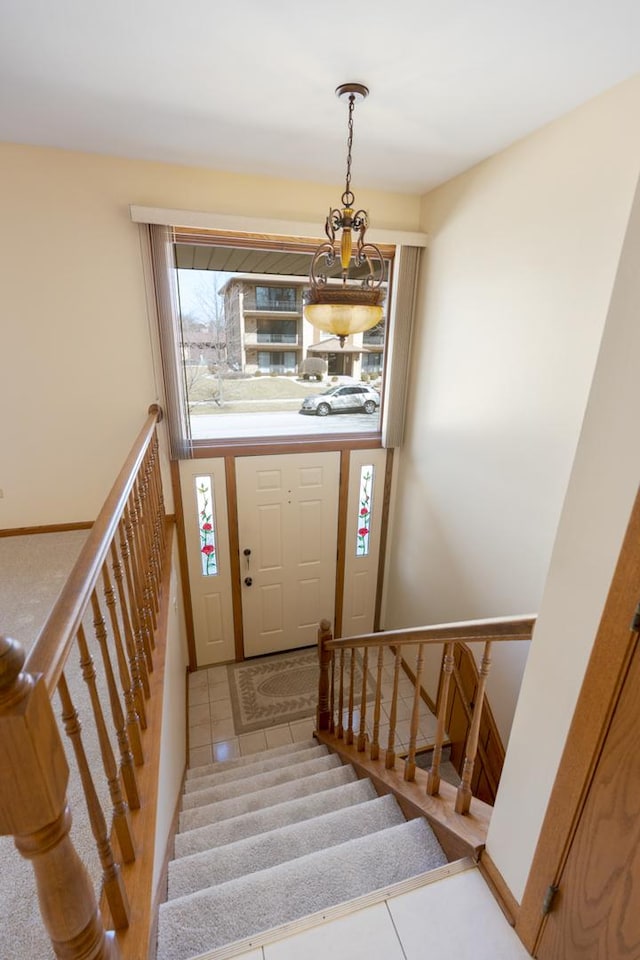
[145,438,162,562]
[336,649,345,740]
[385,645,402,769]
[119,515,152,696]
[102,561,143,764]
[58,672,130,928]
[0,637,120,960]
[135,472,157,635]
[126,498,155,660]
[149,427,167,562]
[370,645,385,761]
[404,643,425,781]
[137,471,159,642]
[139,455,160,610]
[427,641,455,796]
[456,640,492,815]
[316,619,332,732]
[345,648,356,746]
[357,647,369,752]
[148,456,163,608]
[147,439,165,597]
[329,646,335,735]
[111,538,148,729]
[76,625,135,863]
[90,590,140,810]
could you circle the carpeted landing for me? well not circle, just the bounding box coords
[157,740,447,960]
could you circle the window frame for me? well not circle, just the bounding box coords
[137,214,425,458]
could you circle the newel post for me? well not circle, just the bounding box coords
[316,619,333,732]
[0,636,120,960]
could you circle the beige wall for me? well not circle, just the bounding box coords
[382,75,640,742]
[0,143,419,529]
[489,168,640,902]
[153,539,189,894]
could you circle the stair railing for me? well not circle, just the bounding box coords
[0,404,166,960]
[316,615,535,819]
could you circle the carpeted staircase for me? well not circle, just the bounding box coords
[157,740,448,960]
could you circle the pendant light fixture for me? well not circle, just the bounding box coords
[303,82,385,347]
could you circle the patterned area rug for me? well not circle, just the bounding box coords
[227,647,371,734]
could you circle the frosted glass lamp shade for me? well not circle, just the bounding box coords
[303,302,384,339]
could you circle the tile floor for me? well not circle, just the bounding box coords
[232,869,531,960]
[187,648,439,770]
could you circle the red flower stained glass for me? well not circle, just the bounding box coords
[195,476,218,576]
[355,465,374,557]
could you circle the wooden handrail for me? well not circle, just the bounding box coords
[26,405,163,691]
[317,613,536,846]
[324,614,536,651]
[1,405,167,960]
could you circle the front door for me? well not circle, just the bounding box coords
[236,452,340,657]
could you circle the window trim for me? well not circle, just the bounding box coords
[140,215,425,457]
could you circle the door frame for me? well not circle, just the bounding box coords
[516,486,640,953]
[172,440,392,668]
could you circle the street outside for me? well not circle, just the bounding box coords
[190,407,380,439]
[188,372,381,439]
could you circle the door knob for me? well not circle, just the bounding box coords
[244,577,253,587]
[243,548,251,557]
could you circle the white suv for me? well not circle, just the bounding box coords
[300,384,380,417]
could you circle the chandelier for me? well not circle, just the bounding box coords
[303,82,385,348]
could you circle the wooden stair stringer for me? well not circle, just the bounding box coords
[315,731,491,862]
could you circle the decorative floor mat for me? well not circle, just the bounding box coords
[227,647,371,734]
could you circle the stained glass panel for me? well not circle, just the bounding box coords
[195,475,218,576]
[355,464,374,557]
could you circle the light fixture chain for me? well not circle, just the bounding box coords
[343,94,355,207]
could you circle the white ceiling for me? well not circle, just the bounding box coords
[1,0,639,195]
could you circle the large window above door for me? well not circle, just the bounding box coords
[173,232,393,445]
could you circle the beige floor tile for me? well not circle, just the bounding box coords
[288,717,315,742]
[188,669,209,688]
[239,730,268,755]
[188,684,210,707]
[209,678,230,702]
[264,903,404,960]
[211,698,233,721]
[212,739,241,763]
[397,677,415,697]
[207,664,228,682]
[265,724,294,748]
[387,869,531,959]
[211,717,236,743]
[188,702,211,727]
[420,715,438,739]
[189,721,213,748]
[189,744,213,768]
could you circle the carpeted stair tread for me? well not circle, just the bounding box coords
[186,739,317,781]
[174,777,375,859]
[181,753,342,812]
[168,794,405,899]
[179,763,355,833]
[183,744,328,795]
[157,818,446,960]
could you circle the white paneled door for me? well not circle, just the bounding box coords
[236,452,340,657]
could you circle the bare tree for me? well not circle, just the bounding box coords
[182,271,228,406]
[189,279,226,361]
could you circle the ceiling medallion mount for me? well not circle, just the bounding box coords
[303,82,385,347]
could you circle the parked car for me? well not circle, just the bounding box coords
[299,384,380,416]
